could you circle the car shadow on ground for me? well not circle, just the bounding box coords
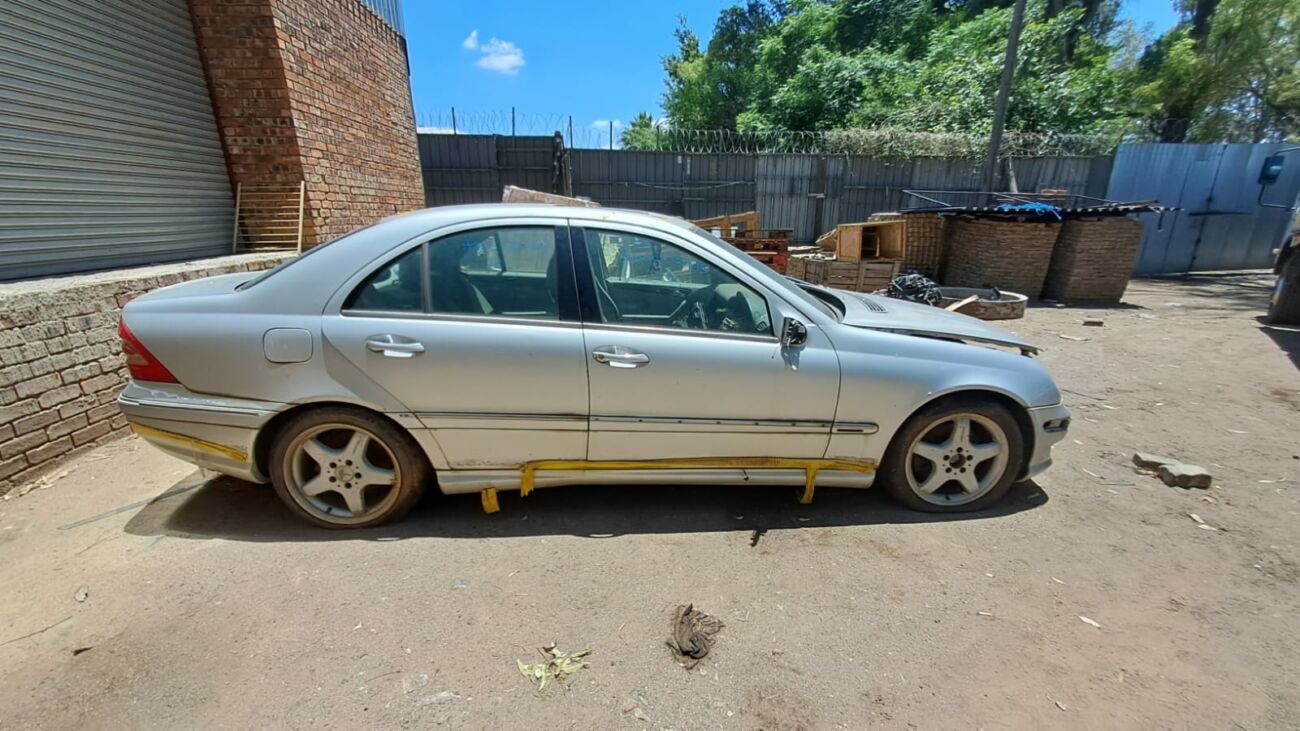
[1257,316,1300,371]
[122,472,1048,542]
[1131,271,1275,313]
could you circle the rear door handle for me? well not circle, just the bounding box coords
[366,334,425,359]
[592,345,650,368]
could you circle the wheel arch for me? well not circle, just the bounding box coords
[253,401,439,481]
[893,388,1035,478]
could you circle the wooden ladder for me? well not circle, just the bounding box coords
[232,182,306,253]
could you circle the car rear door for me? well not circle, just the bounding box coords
[571,222,840,461]
[320,220,589,469]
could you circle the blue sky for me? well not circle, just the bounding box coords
[403,1,1180,145]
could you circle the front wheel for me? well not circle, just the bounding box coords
[269,407,429,528]
[880,397,1025,512]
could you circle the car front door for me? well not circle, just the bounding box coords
[572,223,841,461]
[321,221,588,469]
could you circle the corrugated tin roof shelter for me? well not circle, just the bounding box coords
[901,190,1174,219]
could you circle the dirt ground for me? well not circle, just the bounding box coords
[1,272,1298,730]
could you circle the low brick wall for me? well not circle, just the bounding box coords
[942,218,1062,298]
[0,253,292,494]
[1042,217,1143,304]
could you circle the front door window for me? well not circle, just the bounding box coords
[580,229,772,336]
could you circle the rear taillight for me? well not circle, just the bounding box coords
[119,319,179,383]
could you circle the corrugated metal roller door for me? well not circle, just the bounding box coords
[0,0,233,280]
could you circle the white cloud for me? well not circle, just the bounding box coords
[461,29,479,50]
[473,37,525,75]
[590,119,624,130]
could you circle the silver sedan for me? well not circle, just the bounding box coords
[117,205,1070,528]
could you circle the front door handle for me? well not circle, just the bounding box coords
[592,345,650,368]
[366,334,425,359]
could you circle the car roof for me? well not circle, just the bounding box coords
[239,204,702,314]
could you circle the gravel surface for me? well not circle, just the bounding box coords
[1,272,1297,729]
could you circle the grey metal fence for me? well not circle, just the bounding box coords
[418,133,1113,243]
[1106,143,1300,274]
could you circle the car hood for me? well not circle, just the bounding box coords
[832,290,1039,353]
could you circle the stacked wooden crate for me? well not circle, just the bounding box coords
[815,220,905,262]
[803,259,901,292]
[796,220,905,292]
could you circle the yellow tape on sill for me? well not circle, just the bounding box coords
[130,424,247,463]
[480,487,500,514]
[518,457,876,504]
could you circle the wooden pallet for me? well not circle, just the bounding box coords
[815,221,906,263]
[725,234,791,274]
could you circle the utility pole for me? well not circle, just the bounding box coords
[450,107,457,134]
[983,0,1027,192]
[567,116,573,147]
[511,106,516,137]
[609,120,614,150]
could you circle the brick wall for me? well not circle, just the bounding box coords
[1042,217,1144,304]
[0,254,291,494]
[190,0,424,247]
[942,218,1062,298]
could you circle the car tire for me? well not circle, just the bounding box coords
[269,406,429,529]
[1266,253,1300,325]
[880,396,1025,513]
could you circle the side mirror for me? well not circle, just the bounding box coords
[781,317,807,348]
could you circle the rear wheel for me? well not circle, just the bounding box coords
[881,397,1024,512]
[1267,254,1300,325]
[269,407,428,528]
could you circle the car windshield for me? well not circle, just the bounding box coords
[665,218,840,321]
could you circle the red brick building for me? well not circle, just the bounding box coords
[0,0,423,280]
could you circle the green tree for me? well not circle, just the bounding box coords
[1135,0,1298,142]
[662,3,777,130]
[620,112,660,150]
[656,0,1293,143]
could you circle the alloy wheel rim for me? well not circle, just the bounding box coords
[284,423,401,524]
[904,412,1010,506]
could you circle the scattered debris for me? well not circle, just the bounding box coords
[71,646,93,656]
[3,469,70,500]
[1132,453,1212,489]
[419,691,463,707]
[1079,616,1101,629]
[977,611,993,617]
[73,586,88,603]
[1225,428,1249,435]
[1081,468,1101,479]
[402,673,431,694]
[1188,513,1205,524]
[1132,452,1176,470]
[749,528,767,547]
[1055,700,1068,711]
[1082,319,1105,327]
[1058,334,1089,341]
[516,644,591,691]
[667,604,724,670]
[0,615,72,647]
[1051,577,1065,585]
[1156,463,1213,489]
